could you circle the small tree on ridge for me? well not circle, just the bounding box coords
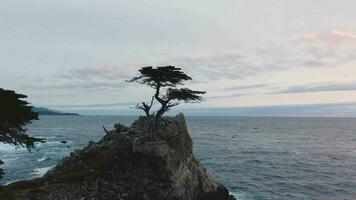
[128,66,205,136]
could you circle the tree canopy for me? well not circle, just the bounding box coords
[0,88,44,178]
[130,66,192,87]
[129,66,206,135]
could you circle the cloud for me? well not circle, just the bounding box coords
[207,84,270,99]
[22,28,355,94]
[168,53,290,82]
[278,82,356,94]
[307,45,332,58]
[298,30,356,67]
[207,93,245,99]
[167,43,335,83]
[223,84,268,91]
[25,81,127,90]
[209,81,356,99]
[326,31,356,43]
[23,65,141,91]
[299,32,320,41]
[58,65,137,82]
[166,54,260,81]
[299,30,356,43]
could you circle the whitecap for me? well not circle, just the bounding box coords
[230,191,248,200]
[4,179,20,186]
[45,141,73,145]
[44,141,61,145]
[29,165,55,177]
[1,157,20,162]
[0,144,26,152]
[37,157,48,162]
[293,150,302,155]
[43,136,56,139]
[350,150,356,155]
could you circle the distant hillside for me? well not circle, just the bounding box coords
[32,107,79,116]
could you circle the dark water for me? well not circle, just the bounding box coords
[1,116,356,200]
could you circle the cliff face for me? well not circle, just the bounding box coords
[0,114,236,200]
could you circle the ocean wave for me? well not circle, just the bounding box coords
[29,165,55,177]
[0,144,26,152]
[4,179,20,186]
[350,150,356,155]
[230,191,250,200]
[37,157,49,162]
[293,150,302,155]
[1,157,20,162]
[44,140,73,145]
[44,135,64,139]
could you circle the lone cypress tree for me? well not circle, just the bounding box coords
[129,66,205,136]
[0,88,44,178]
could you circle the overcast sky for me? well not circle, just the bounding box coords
[1,0,356,116]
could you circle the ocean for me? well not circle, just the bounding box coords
[0,116,356,200]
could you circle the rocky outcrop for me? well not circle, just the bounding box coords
[0,113,236,200]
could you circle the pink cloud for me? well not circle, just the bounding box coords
[299,32,320,41]
[325,30,356,43]
[299,30,356,43]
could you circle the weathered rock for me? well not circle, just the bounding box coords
[0,113,236,200]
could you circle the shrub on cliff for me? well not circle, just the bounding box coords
[114,122,129,133]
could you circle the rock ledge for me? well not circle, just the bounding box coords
[0,113,236,200]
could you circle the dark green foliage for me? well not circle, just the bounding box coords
[130,115,171,134]
[167,88,206,103]
[113,122,129,133]
[0,88,45,179]
[0,88,44,148]
[130,116,153,133]
[128,66,206,136]
[129,66,192,87]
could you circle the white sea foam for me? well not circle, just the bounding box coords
[230,191,251,200]
[0,144,25,152]
[37,157,48,162]
[45,141,73,145]
[351,150,356,155]
[230,192,242,200]
[30,166,55,177]
[1,157,20,162]
[4,180,20,186]
[293,150,301,155]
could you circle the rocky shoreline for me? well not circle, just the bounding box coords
[0,113,236,200]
